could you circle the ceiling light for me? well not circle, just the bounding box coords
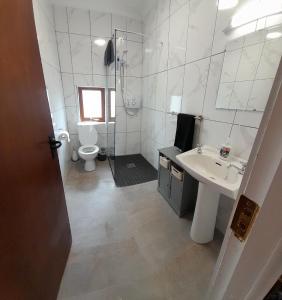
[218,0,238,10]
[94,39,106,46]
[266,31,282,39]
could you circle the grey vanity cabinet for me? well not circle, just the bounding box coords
[158,147,198,217]
[158,165,171,200]
[170,173,184,215]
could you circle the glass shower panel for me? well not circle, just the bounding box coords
[108,29,145,183]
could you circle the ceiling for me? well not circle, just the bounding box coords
[49,0,155,19]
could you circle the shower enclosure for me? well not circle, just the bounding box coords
[107,29,157,186]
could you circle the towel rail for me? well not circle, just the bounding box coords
[167,112,203,121]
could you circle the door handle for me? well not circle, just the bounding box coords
[48,136,62,159]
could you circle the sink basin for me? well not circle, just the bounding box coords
[176,145,245,244]
[176,145,243,199]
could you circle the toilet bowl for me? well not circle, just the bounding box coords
[77,122,99,172]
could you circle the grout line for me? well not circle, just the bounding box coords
[142,50,226,79]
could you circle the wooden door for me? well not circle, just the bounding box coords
[0,0,72,299]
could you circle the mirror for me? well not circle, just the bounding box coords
[216,26,282,111]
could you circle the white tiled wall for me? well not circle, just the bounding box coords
[33,0,71,181]
[54,5,143,155]
[141,0,269,234]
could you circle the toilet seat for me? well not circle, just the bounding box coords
[78,145,99,155]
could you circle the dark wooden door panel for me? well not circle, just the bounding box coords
[0,0,72,299]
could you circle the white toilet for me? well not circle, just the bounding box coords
[77,122,99,172]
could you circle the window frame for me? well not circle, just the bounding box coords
[78,87,105,122]
[108,88,116,122]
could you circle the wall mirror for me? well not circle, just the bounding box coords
[216,25,282,111]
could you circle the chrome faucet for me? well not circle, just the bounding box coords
[197,144,202,154]
[228,161,247,175]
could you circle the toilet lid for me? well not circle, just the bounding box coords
[78,123,98,145]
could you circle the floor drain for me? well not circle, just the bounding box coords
[126,163,136,169]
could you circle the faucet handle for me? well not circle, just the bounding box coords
[197,144,202,154]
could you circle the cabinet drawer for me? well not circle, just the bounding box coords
[159,156,170,169]
[171,165,183,181]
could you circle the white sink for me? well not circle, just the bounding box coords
[176,145,245,244]
[176,145,243,199]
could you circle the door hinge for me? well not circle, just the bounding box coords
[231,195,259,242]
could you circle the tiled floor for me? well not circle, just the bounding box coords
[58,160,222,300]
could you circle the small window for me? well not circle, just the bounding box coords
[78,87,105,122]
[108,89,116,122]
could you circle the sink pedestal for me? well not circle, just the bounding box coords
[190,183,220,244]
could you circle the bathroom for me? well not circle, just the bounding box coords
[1,0,282,299]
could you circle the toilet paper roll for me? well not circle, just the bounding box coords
[55,130,70,142]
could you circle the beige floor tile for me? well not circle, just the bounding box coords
[57,161,222,300]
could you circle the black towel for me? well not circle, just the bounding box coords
[174,113,195,152]
[104,40,114,66]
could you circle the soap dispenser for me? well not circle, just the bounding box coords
[220,138,232,160]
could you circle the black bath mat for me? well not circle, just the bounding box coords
[113,154,158,187]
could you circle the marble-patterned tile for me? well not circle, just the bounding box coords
[73,74,93,88]
[126,132,141,154]
[166,66,184,113]
[228,81,253,110]
[234,110,263,128]
[91,37,107,75]
[115,107,126,132]
[54,5,68,32]
[256,37,282,80]
[152,111,166,145]
[212,7,236,55]
[126,77,142,108]
[182,57,210,115]
[220,49,242,83]
[67,7,90,35]
[90,11,111,38]
[229,125,258,160]
[112,14,127,36]
[236,43,264,81]
[127,18,143,42]
[186,0,217,63]
[42,63,65,112]
[115,132,126,155]
[154,19,170,73]
[155,71,168,112]
[246,79,274,111]
[168,4,189,68]
[70,34,92,74]
[126,41,143,77]
[164,113,178,147]
[156,0,170,26]
[143,2,158,35]
[143,74,156,109]
[92,74,107,88]
[199,119,232,149]
[56,32,73,73]
[126,112,141,132]
[36,6,60,69]
[244,30,266,47]
[216,82,234,109]
[61,73,76,107]
[66,106,79,135]
[38,0,55,26]
[170,0,188,15]
[202,53,236,123]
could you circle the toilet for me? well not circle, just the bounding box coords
[77,122,99,172]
